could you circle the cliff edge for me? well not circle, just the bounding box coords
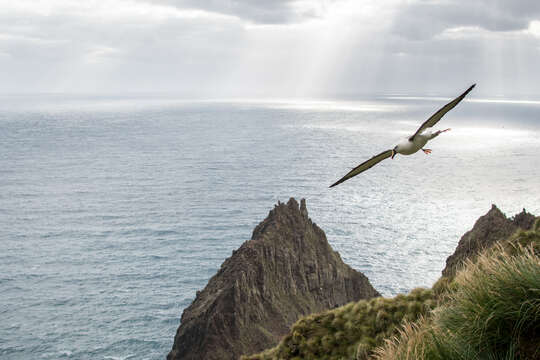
[167,198,380,360]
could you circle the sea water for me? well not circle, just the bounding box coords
[1,94,539,359]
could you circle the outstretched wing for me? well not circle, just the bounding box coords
[409,84,476,141]
[330,149,393,188]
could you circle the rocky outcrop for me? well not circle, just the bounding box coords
[442,205,536,277]
[167,198,380,360]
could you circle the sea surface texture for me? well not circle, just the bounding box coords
[1,94,539,359]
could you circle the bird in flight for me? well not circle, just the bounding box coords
[330,84,476,188]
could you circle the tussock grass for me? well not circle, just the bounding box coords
[374,222,540,360]
[242,288,437,360]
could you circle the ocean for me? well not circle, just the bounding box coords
[1,93,539,359]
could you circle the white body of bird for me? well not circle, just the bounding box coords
[395,130,439,156]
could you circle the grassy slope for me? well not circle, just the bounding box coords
[244,220,540,360]
[375,223,540,359]
[243,288,437,360]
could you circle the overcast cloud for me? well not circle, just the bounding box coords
[0,0,539,97]
[148,0,333,24]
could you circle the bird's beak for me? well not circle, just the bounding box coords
[391,150,396,159]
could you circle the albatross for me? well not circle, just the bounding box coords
[330,84,476,188]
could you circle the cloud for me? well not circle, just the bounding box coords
[144,0,334,24]
[392,0,540,40]
[0,0,539,96]
[0,0,250,93]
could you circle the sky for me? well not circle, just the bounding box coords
[1,0,540,98]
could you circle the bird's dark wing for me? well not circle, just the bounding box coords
[330,149,393,188]
[409,84,476,141]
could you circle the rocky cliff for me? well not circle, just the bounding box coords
[243,205,539,360]
[442,205,536,277]
[167,198,380,360]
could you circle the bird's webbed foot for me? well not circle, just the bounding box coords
[422,148,432,154]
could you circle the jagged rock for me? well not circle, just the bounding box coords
[167,198,380,360]
[442,205,536,277]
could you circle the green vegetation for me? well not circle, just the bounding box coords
[242,287,437,360]
[244,220,540,360]
[374,238,540,359]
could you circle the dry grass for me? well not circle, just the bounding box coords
[374,221,540,360]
